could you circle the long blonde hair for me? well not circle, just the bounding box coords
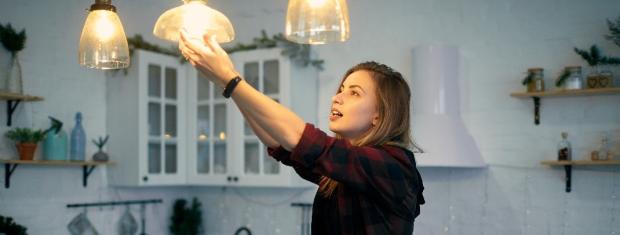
[320,61,421,197]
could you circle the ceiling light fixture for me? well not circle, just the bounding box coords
[285,0,350,44]
[78,0,130,70]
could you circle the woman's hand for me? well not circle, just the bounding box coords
[179,29,239,88]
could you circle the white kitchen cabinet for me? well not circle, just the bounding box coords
[107,48,316,188]
[187,48,318,188]
[107,50,187,186]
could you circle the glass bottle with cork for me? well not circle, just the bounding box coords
[557,132,571,161]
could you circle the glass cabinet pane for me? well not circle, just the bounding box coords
[244,62,259,89]
[165,67,177,99]
[148,142,161,174]
[197,143,210,173]
[165,104,177,138]
[197,105,210,140]
[264,148,280,174]
[244,142,259,174]
[214,142,227,174]
[148,64,161,98]
[214,104,226,141]
[197,73,210,100]
[148,102,161,136]
[165,143,177,173]
[263,60,279,94]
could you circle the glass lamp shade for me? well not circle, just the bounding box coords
[153,0,235,43]
[285,0,350,44]
[78,9,130,69]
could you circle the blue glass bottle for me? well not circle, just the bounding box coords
[70,112,86,161]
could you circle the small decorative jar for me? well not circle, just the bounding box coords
[562,66,583,90]
[525,68,545,92]
[598,68,613,88]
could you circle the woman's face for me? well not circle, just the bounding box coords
[329,70,379,141]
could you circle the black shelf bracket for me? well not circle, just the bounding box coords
[532,97,541,125]
[564,165,572,193]
[3,163,101,189]
[6,100,21,126]
[83,165,97,187]
[4,163,18,188]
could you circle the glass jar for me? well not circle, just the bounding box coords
[563,66,583,90]
[598,132,612,161]
[598,67,613,88]
[526,68,545,92]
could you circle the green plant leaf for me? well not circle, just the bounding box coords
[555,69,570,87]
[606,16,620,48]
[522,72,534,86]
[0,23,27,54]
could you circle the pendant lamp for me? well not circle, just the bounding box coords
[78,0,130,70]
[285,0,350,44]
[153,0,235,43]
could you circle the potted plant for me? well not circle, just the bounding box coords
[0,23,26,94]
[0,215,27,235]
[92,135,110,162]
[573,45,620,89]
[5,127,45,160]
[169,197,203,235]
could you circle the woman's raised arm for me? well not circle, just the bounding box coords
[179,30,306,151]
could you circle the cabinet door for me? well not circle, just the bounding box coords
[234,54,290,186]
[141,52,187,185]
[186,69,234,185]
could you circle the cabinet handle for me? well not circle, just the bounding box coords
[142,176,149,182]
[233,176,238,182]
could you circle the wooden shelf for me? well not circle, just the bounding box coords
[1,159,114,189]
[0,92,44,126]
[511,87,620,98]
[541,160,620,166]
[540,159,620,193]
[0,159,114,166]
[510,87,620,125]
[0,92,44,101]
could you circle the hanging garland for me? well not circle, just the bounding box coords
[122,31,324,71]
[127,34,186,64]
[223,30,324,71]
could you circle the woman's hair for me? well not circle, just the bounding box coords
[320,61,421,197]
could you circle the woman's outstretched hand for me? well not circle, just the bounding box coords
[179,29,239,88]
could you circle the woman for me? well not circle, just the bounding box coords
[179,31,424,235]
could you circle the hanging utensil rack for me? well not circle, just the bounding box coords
[67,199,163,235]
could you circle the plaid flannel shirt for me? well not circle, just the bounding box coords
[268,124,425,235]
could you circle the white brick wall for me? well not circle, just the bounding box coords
[0,0,619,234]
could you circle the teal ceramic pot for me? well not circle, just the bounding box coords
[43,130,68,161]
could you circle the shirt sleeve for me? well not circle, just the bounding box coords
[267,146,321,185]
[288,123,418,204]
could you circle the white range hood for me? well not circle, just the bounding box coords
[410,45,486,167]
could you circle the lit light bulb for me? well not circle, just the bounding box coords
[198,134,208,141]
[153,0,235,43]
[94,13,115,41]
[165,133,172,139]
[285,0,350,44]
[219,132,226,140]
